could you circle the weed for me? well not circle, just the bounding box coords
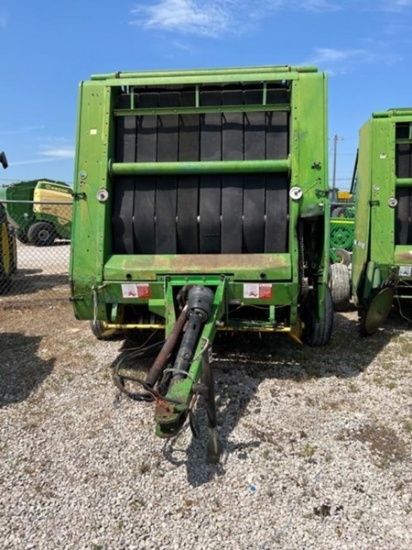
[302,443,316,458]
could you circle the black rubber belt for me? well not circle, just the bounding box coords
[395,143,412,245]
[396,143,411,178]
[396,186,412,245]
[156,92,179,254]
[177,92,199,253]
[134,93,158,254]
[265,174,289,253]
[199,91,222,253]
[113,114,136,254]
[243,98,266,253]
[221,90,243,253]
[266,111,289,161]
[243,176,266,253]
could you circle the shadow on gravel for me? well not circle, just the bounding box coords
[0,332,55,407]
[109,309,408,486]
[0,271,69,298]
[179,309,404,486]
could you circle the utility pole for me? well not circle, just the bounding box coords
[331,134,343,202]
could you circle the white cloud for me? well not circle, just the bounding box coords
[39,146,75,159]
[300,47,402,74]
[131,0,230,38]
[9,145,75,167]
[131,1,412,39]
[130,0,343,37]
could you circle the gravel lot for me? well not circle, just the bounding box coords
[0,301,411,549]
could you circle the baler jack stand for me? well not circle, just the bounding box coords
[200,347,221,463]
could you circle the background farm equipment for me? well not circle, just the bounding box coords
[0,179,72,246]
[70,65,333,460]
[352,108,412,335]
[329,196,355,312]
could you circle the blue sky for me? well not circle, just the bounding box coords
[0,0,411,189]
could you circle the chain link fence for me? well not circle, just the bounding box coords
[0,201,71,305]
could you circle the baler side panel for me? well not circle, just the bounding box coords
[370,119,395,266]
[352,122,373,303]
[71,82,113,288]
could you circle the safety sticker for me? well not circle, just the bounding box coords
[243,283,273,299]
[399,266,412,277]
[121,283,150,298]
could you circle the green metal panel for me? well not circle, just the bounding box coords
[352,121,372,304]
[352,109,412,307]
[70,65,331,335]
[369,118,395,266]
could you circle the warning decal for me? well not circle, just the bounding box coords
[243,283,273,299]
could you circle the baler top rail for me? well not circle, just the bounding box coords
[91,65,319,82]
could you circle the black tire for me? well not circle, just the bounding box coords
[27,221,56,246]
[302,286,334,347]
[90,320,121,341]
[16,229,30,244]
[331,206,345,218]
[329,263,351,311]
[333,248,351,266]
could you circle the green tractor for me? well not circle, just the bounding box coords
[352,108,412,335]
[0,179,72,246]
[70,65,333,460]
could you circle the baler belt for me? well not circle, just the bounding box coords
[132,177,156,254]
[113,115,136,253]
[396,143,412,178]
[135,112,157,254]
[156,93,179,253]
[199,92,222,253]
[265,173,289,252]
[243,176,265,252]
[396,186,412,245]
[221,91,244,253]
[113,87,290,255]
[178,94,200,253]
[221,176,243,253]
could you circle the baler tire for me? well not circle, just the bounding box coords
[90,320,121,341]
[27,222,56,247]
[333,248,351,266]
[302,286,334,347]
[329,263,351,311]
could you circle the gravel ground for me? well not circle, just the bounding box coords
[0,302,411,549]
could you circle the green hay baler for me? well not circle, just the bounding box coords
[70,65,333,460]
[352,108,412,335]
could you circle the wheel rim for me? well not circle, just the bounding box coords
[363,287,394,334]
[38,228,51,243]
